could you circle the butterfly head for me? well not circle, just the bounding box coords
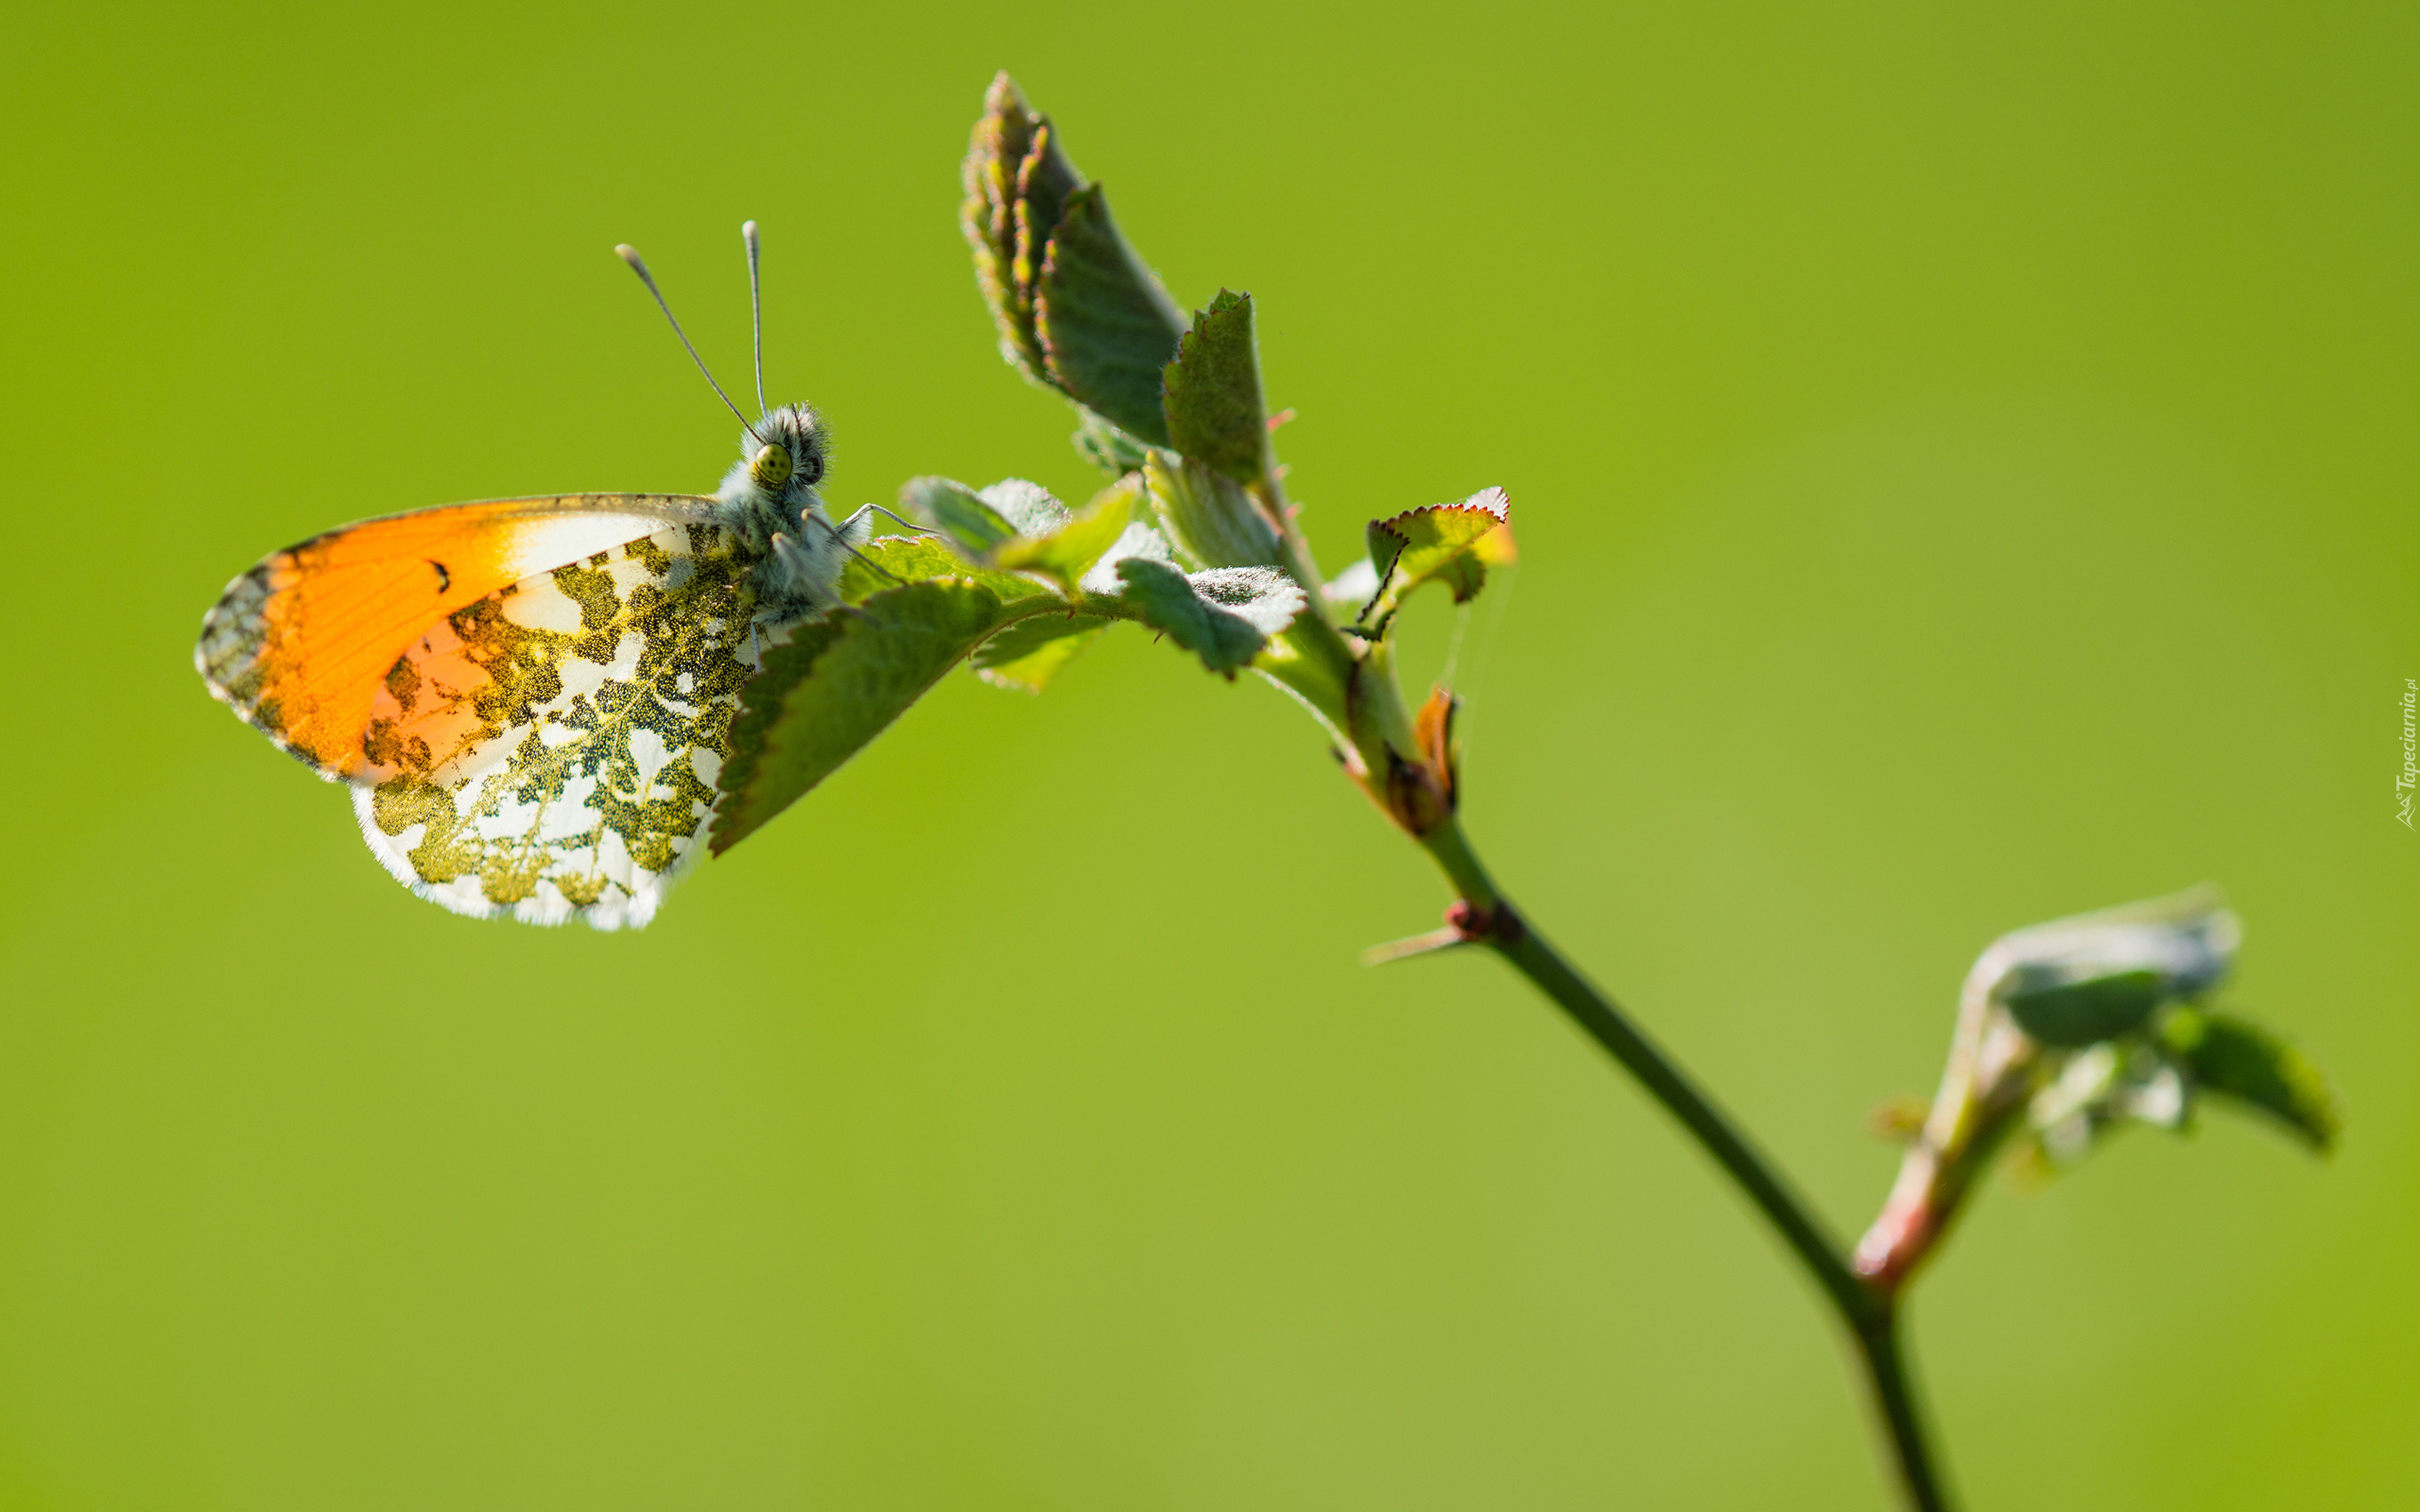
[743,404,828,501]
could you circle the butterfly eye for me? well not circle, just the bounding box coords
[750,443,794,490]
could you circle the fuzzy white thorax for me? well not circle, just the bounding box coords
[707,403,867,619]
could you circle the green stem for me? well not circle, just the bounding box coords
[1423,819,1953,1511]
[1856,1301,1951,1512]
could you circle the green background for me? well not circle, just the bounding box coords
[3,1,2412,1506]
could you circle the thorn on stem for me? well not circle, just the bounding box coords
[1360,927,1467,966]
[1365,898,1523,965]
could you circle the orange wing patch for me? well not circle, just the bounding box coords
[196,494,716,778]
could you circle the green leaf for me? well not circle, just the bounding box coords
[2027,1040,2191,1166]
[1161,289,1270,486]
[971,612,1112,693]
[713,581,1015,852]
[1076,519,1176,595]
[1035,184,1186,445]
[1357,487,1513,628]
[1011,121,1083,335]
[2163,1008,2339,1151]
[894,475,1115,596]
[977,478,1073,537]
[961,74,1064,383]
[1189,568,1306,636]
[835,535,1053,608]
[2003,969,2168,1049]
[1144,449,1280,570]
[994,475,1138,594]
[1116,558,1305,677]
[1073,409,1151,475]
[901,475,1018,558]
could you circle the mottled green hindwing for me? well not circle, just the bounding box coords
[352,524,778,929]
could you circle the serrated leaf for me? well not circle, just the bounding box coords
[901,475,1018,558]
[1357,487,1513,627]
[1162,289,1270,486]
[994,475,1137,594]
[836,535,1054,608]
[712,581,1014,852]
[1011,121,1083,331]
[1143,449,1279,570]
[972,612,1112,693]
[711,616,848,852]
[961,74,1061,382]
[2003,969,2167,1049]
[1035,184,1186,445]
[2164,1008,2339,1151]
[1116,558,1305,677]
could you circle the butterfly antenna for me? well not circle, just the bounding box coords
[615,244,761,444]
[860,504,942,536]
[742,220,769,419]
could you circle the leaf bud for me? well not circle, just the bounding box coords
[1972,885,2239,1048]
[960,74,1186,442]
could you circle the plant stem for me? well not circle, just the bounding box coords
[1854,1300,1951,1512]
[1421,819,1953,1510]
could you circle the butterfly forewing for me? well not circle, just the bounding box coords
[351,521,778,929]
[197,493,718,777]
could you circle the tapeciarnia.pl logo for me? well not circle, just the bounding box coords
[2399,679,2416,830]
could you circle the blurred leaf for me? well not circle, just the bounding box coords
[1073,409,1151,475]
[897,475,1118,599]
[972,612,1112,693]
[836,536,1052,608]
[1162,289,1270,485]
[1077,518,1178,596]
[2003,970,2167,1049]
[1321,556,1381,607]
[1868,1094,1931,1142]
[2164,1008,2339,1151]
[2027,1040,2187,1165]
[1144,449,1280,570]
[1116,558,1305,677]
[1035,183,1186,445]
[901,475,1018,558]
[1979,885,2240,1017]
[713,581,1015,852]
[978,478,1074,537]
[1474,517,1520,565]
[995,476,1138,594]
[1357,487,1513,628]
[1414,685,1459,812]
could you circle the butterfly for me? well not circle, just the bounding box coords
[196,223,889,930]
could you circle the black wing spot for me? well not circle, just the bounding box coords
[429,559,452,593]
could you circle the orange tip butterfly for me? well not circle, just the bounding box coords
[197,223,890,930]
